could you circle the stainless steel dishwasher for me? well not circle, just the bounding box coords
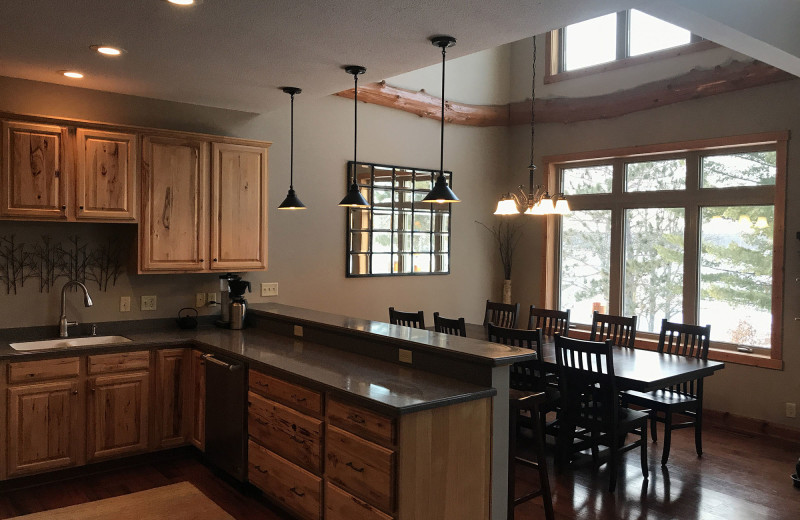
[203,353,247,481]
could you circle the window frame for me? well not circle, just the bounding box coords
[345,160,452,278]
[545,10,717,84]
[542,132,788,369]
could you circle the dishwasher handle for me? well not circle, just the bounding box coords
[203,353,241,371]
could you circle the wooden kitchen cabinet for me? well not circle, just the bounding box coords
[140,135,209,272]
[189,350,205,451]
[1,120,68,219]
[210,142,268,271]
[154,348,190,448]
[75,128,137,221]
[86,371,149,461]
[5,357,82,478]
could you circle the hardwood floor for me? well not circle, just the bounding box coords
[0,452,291,520]
[0,423,797,520]
[513,422,800,519]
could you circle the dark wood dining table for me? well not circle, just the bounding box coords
[464,323,725,392]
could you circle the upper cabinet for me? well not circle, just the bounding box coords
[76,129,137,221]
[1,121,68,219]
[140,135,210,272]
[139,136,268,273]
[210,143,268,271]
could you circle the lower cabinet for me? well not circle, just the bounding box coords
[87,371,149,461]
[189,350,206,451]
[247,368,492,520]
[155,348,190,448]
[6,378,81,477]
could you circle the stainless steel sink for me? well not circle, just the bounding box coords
[9,335,133,351]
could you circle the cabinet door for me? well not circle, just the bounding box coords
[7,379,80,477]
[155,348,190,448]
[87,371,149,461]
[1,121,68,219]
[210,142,268,271]
[189,350,205,451]
[140,135,209,272]
[76,128,137,221]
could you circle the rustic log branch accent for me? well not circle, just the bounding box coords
[335,60,796,126]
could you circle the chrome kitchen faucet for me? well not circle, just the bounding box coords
[59,280,93,338]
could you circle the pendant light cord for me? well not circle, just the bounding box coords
[439,44,446,180]
[289,92,295,189]
[528,36,537,195]
[353,72,358,185]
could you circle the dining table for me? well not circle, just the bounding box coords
[463,323,725,392]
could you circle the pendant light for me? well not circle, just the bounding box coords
[278,87,306,210]
[421,36,460,204]
[493,36,569,216]
[339,65,370,208]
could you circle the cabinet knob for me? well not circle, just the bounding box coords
[199,258,204,263]
[72,390,78,396]
[61,205,67,210]
[79,205,84,210]
[213,258,218,262]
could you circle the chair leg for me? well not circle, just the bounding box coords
[650,413,658,442]
[608,439,618,493]
[640,421,649,480]
[695,408,703,457]
[532,410,555,520]
[661,412,673,466]
[508,406,517,520]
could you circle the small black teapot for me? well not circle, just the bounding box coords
[176,307,199,330]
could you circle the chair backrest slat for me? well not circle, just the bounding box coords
[484,300,520,329]
[590,311,637,349]
[527,306,570,337]
[388,307,425,329]
[433,312,467,337]
[488,323,544,392]
[657,319,711,397]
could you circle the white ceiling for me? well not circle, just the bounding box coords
[0,0,797,114]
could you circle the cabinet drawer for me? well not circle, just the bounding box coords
[325,425,395,514]
[327,399,395,446]
[248,440,322,520]
[8,357,80,383]
[88,351,150,374]
[249,370,321,415]
[248,391,322,474]
[325,482,394,520]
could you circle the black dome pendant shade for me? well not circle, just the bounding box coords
[422,35,459,204]
[339,65,370,208]
[278,86,306,210]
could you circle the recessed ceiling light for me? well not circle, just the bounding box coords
[59,70,84,79]
[91,45,125,56]
[165,0,201,5]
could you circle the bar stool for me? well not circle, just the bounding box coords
[508,389,555,520]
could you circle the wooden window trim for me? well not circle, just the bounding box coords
[545,31,719,85]
[541,131,789,369]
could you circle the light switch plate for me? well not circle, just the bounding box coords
[141,295,157,311]
[398,349,413,364]
[294,325,303,337]
[120,296,131,312]
[196,292,206,307]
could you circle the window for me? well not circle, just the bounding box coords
[346,161,451,277]
[545,133,787,365]
[549,9,708,80]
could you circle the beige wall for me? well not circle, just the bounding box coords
[0,75,508,331]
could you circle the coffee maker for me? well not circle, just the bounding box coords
[216,273,240,327]
[228,279,251,330]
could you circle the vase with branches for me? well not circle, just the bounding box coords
[476,218,527,303]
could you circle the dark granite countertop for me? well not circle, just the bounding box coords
[248,303,536,366]
[0,316,497,416]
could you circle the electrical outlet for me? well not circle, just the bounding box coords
[261,282,278,297]
[119,296,131,312]
[207,292,218,305]
[294,325,303,337]
[141,295,157,311]
[787,402,797,418]
[398,349,413,364]
[196,292,206,307]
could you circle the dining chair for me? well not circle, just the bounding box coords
[388,307,425,329]
[488,324,559,439]
[621,319,711,466]
[590,311,637,348]
[484,300,520,329]
[527,306,571,337]
[433,312,467,337]
[554,334,649,493]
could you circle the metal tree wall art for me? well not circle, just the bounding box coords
[0,233,126,294]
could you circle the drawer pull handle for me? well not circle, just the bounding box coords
[346,461,365,473]
[292,394,307,403]
[291,435,306,445]
[289,487,305,497]
[347,414,366,424]
[253,465,269,474]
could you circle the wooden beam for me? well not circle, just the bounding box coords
[334,60,796,127]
